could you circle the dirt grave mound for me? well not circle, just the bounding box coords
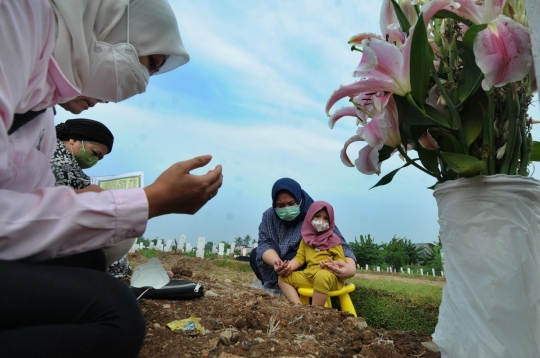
[128,252,440,358]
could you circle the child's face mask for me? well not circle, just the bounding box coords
[311,220,330,232]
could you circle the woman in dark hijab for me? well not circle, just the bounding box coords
[51,119,131,278]
[250,178,357,291]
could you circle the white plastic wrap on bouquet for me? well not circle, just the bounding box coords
[432,175,540,358]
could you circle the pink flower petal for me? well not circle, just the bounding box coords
[340,134,364,167]
[427,83,446,115]
[358,115,387,147]
[384,95,401,147]
[419,129,440,150]
[355,144,383,175]
[474,15,532,90]
[348,32,384,46]
[380,0,406,44]
[328,106,358,129]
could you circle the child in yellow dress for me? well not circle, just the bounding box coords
[277,201,346,306]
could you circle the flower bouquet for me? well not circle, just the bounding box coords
[327,0,537,188]
[326,1,540,356]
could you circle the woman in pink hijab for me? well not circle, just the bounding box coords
[277,201,347,306]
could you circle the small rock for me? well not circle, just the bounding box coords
[153,323,161,329]
[253,338,265,344]
[336,327,343,332]
[224,279,232,283]
[204,329,211,335]
[242,341,250,347]
[344,316,368,331]
[255,330,262,334]
[338,347,345,353]
[329,330,335,335]
[219,328,239,346]
[421,341,440,353]
[162,304,170,309]
[241,330,248,335]
[205,290,219,297]
[208,338,219,348]
[201,349,209,357]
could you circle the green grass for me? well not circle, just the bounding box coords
[348,277,442,334]
[212,259,253,272]
[139,249,160,259]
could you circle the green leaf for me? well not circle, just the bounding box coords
[378,145,396,163]
[440,151,486,175]
[409,13,431,111]
[425,104,451,128]
[391,0,412,36]
[370,162,412,189]
[528,142,540,161]
[459,87,487,147]
[456,42,483,104]
[433,10,472,25]
[462,24,488,49]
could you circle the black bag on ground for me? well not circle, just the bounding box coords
[131,280,204,300]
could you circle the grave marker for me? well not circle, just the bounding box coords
[218,243,225,259]
[196,237,205,258]
[178,234,187,253]
[407,268,411,274]
[229,242,236,259]
[186,243,192,253]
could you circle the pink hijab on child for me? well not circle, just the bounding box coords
[301,201,342,250]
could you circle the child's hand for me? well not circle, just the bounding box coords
[274,259,293,276]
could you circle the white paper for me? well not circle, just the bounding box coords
[90,171,144,189]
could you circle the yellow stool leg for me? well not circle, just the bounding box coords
[300,294,310,305]
[324,297,332,308]
[339,293,357,317]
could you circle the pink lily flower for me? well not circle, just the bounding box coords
[474,15,532,90]
[348,33,383,46]
[427,82,446,115]
[326,37,412,116]
[420,0,504,25]
[340,133,383,175]
[328,106,358,129]
[418,129,441,150]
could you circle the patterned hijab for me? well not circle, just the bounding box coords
[301,201,342,250]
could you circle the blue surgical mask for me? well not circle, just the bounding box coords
[275,205,301,221]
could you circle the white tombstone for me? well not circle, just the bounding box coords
[178,234,187,253]
[212,243,216,254]
[226,248,231,256]
[376,266,380,272]
[356,264,360,270]
[164,239,173,252]
[139,243,144,249]
[420,268,424,275]
[149,241,155,249]
[156,239,162,249]
[218,243,225,258]
[186,243,192,253]
[129,241,138,253]
[196,237,205,258]
[407,268,411,274]
[400,267,403,273]
[159,243,164,251]
[432,268,436,277]
[441,271,444,277]
[230,242,236,254]
[365,264,368,270]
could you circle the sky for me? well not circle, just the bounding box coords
[54,0,540,248]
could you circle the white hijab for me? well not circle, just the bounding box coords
[49,0,189,93]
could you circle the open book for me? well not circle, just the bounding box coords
[90,171,144,189]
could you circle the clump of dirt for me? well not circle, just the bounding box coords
[128,252,441,358]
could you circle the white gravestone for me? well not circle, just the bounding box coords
[432,268,436,277]
[218,243,225,258]
[229,242,236,258]
[400,267,403,273]
[376,266,380,272]
[138,243,144,250]
[212,243,216,254]
[156,239,162,250]
[407,268,411,274]
[365,264,368,270]
[420,268,424,275]
[226,248,231,256]
[185,243,192,253]
[196,237,205,258]
[164,239,173,252]
[178,234,187,253]
[149,241,155,249]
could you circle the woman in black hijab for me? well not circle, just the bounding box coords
[52,119,114,190]
[250,178,357,291]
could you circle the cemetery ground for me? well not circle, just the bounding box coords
[127,251,443,358]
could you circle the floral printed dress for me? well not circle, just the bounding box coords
[50,139,130,278]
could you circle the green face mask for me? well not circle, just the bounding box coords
[73,141,98,169]
[274,205,301,221]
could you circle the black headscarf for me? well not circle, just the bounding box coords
[55,119,114,153]
[271,178,314,225]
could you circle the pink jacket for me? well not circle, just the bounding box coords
[0,0,148,261]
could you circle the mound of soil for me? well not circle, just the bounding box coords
[127,252,441,358]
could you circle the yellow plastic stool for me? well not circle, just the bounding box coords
[297,282,357,317]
